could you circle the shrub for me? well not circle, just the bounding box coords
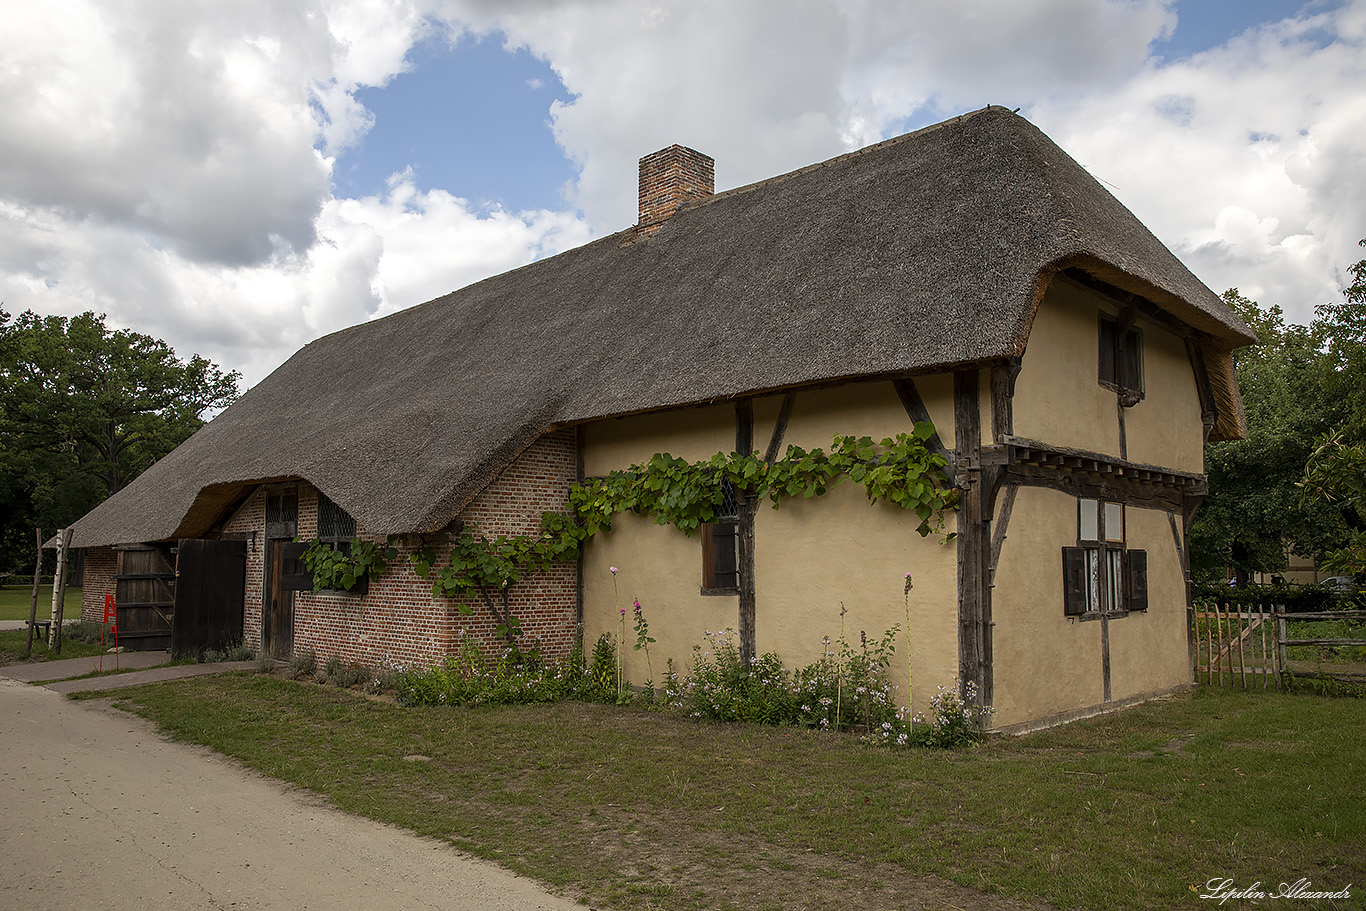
[914,678,993,748]
[255,651,276,674]
[288,649,317,680]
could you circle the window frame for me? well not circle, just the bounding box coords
[700,479,741,595]
[1063,499,1147,618]
[1098,313,1144,399]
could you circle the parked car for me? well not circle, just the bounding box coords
[1321,576,1361,594]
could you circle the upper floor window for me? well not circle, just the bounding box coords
[1098,314,1143,399]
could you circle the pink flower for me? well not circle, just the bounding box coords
[609,566,618,574]
[620,607,626,616]
[633,599,642,613]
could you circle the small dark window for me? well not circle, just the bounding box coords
[701,521,740,593]
[1099,314,1142,396]
[701,480,740,594]
[317,492,356,544]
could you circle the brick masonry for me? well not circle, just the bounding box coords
[80,546,118,621]
[222,429,579,672]
[637,144,714,236]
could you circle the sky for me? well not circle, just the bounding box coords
[2,0,1364,388]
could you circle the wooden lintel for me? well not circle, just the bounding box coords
[1006,463,1188,510]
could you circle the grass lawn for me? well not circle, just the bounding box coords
[105,678,1363,911]
[0,627,104,663]
[0,585,83,621]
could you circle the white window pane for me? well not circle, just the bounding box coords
[1105,502,1124,542]
[1080,499,1099,541]
[1107,549,1124,611]
[1086,549,1101,613]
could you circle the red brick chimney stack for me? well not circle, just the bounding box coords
[637,144,714,236]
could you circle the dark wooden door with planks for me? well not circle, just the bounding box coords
[114,545,176,651]
[171,538,246,655]
[263,488,301,659]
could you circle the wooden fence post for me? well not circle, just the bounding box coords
[1277,610,1288,690]
[25,528,42,658]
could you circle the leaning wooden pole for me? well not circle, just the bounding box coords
[24,528,43,658]
[48,528,72,652]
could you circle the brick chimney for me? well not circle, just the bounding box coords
[637,144,714,236]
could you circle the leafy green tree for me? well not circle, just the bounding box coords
[1192,242,1366,583]
[1301,433,1366,576]
[0,309,240,571]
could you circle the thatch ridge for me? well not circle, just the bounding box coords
[68,106,1253,548]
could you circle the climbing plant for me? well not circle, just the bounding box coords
[414,428,957,646]
[299,536,399,593]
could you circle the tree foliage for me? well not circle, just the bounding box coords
[0,309,240,571]
[1192,241,1366,582]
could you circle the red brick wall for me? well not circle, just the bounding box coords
[80,546,118,621]
[223,489,266,648]
[638,144,714,234]
[229,429,579,672]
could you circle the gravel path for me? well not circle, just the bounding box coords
[0,678,583,911]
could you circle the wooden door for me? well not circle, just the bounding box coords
[114,546,176,651]
[171,539,246,656]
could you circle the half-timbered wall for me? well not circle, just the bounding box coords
[1012,279,1205,474]
[582,379,960,717]
[989,486,1191,730]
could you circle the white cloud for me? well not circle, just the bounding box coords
[3,0,1364,395]
[1030,1,1366,321]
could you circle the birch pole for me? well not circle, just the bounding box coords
[24,528,42,658]
[48,528,72,651]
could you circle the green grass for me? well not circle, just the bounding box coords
[107,679,1364,911]
[0,585,83,621]
[0,627,104,662]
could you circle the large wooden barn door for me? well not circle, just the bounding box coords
[262,488,300,659]
[171,539,246,655]
[114,545,176,651]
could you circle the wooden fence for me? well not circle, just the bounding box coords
[1191,605,1366,689]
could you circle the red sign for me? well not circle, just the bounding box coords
[103,591,116,624]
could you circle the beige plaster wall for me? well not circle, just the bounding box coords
[1107,506,1192,699]
[755,484,958,717]
[1012,279,1203,472]
[1122,321,1204,472]
[580,378,959,711]
[991,486,1105,727]
[1013,281,1121,456]
[582,403,741,687]
[991,486,1193,728]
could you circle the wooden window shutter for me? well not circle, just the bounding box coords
[702,521,739,591]
[1120,328,1142,392]
[1062,547,1088,616]
[1098,317,1118,386]
[280,541,314,592]
[1125,549,1149,612]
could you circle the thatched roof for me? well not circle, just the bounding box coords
[69,106,1254,549]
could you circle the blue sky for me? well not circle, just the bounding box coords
[2,0,1363,385]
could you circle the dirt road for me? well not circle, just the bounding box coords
[0,678,583,910]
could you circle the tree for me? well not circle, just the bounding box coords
[1301,433,1366,577]
[0,310,240,572]
[1191,242,1366,583]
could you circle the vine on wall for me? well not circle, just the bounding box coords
[299,428,957,649]
[413,428,957,644]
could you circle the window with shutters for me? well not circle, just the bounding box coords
[1062,499,1147,618]
[701,480,740,594]
[1098,314,1143,398]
